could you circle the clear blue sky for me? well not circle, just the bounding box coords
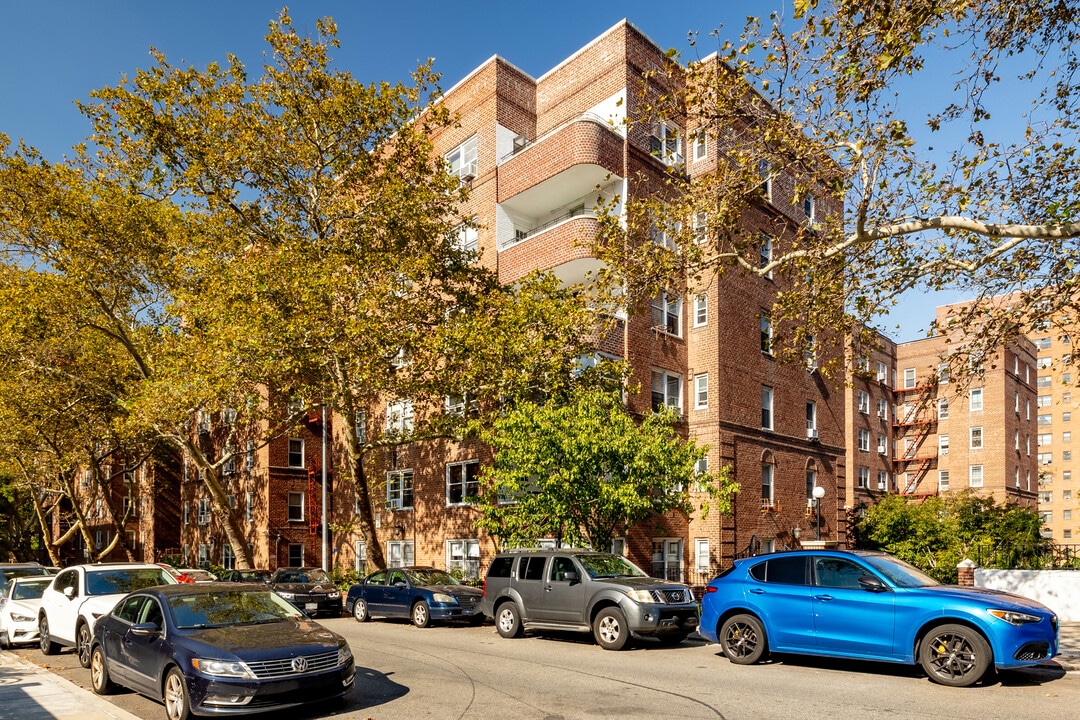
[0,0,967,340]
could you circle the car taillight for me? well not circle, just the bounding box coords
[482,578,487,596]
[705,586,718,593]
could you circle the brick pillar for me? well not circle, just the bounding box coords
[957,558,977,587]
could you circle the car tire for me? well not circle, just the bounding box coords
[495,602,523,638]
[39,615,59,655]
[412,600,431,628]
[918,623,992,687]
[90,645,114,695]
[0,631,8,650]
[593,607,630,651]
[77,621,93,668]
[353,598,370,622]
[164,666,192,720]
[719,614,768,664]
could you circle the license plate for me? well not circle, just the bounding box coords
[305,603,318,611]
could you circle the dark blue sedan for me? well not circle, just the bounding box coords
[699,549,1059,687]
[345,567,483,627]
[89,583,355,719]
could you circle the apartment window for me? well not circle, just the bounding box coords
[759,235,773,278]
[969,465,984,488]
[969,389,983,412]
[692,132,707,161]
[877,435,887,454]
[287,438,304,468]
[761,386,774,430]
[759,160,773,201]
[805,335,818,371]
[938,398,949,419]
[245,492,254,522]
[446,539,481,580]
[1065,432,1073,443]
[287,544,304,567]
[1015,430,1020,450]
[939,434,950,455]
[693,294,708,327]
[1065,471,1073,481]
[1039,433,1053,446]
[1038,395,1052,407]
[904,368,916,389]
[806,469,817,503]
[1027,399,1032,419]
[938,363,950,384]
[355,410,367,445]
[761,463,774,508]
[198,544,210,565]
[445,393,474,417]
[939,471,950,491]
[387,540,415,568]
[197,498,210,525]
[970,426,983,449]
[454,223,478,254]
[123,496,138,518]
[806,402,817,435]
[1065,490,1073,500]
[222,448,236,476]
[197,410,211,434]
[183,501,189,526]
[1038,376,1052,388]
[1039,452,1053,465]
[858,466,870,489]
[858,429,871,452]
[1040,491,1053,503]
[878,470,889,491]
[1039,414,1053,426]
[1037,357,1053,370]
[287,492,304,522]
[695,538,710,573]
[386,398,415,434]
[877,399,888,419]
[1036,337,1052,350]
[1066,529,1074,539]
[651,370,683,413]
[876,361,888,383]
[650,122,683,165]
[695,374,709,410]
[387,469,414,510]
[760,313,773,354]
[1065,450,1073,461]
[446,460,480,506]
[1016,392,1021,413]
[651,292,682,335]
[1066,392,1073,403]
[1066,412,1073,423]
[245,440,255,470]
[446,135,478,181]
[804,193,816,223]
[858,391,870,414]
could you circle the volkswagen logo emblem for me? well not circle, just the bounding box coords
[291,656,308,673]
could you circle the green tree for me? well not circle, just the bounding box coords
[471,384,737,551]
[594,0,1080,369]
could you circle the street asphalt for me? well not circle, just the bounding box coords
[1,624,1077,720]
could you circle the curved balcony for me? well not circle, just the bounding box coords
[498,214,606,287]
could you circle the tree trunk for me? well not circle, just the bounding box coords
[183,440,255,570]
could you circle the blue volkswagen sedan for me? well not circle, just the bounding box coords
[89,583,355,719]
[698,550,1059,687]
[346,567,482,627]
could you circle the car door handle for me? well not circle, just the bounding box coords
[815,594,834,601]
[749,588,765,595]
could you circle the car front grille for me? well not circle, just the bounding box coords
[1014,642,1051,662]
[456,594,480,606]
[658,589,693,604]
[245,650,342,678]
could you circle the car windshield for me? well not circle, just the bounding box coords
[1,567,51,594]
[407,569,458,586]
[86,568,174,596]
[239,571,271,582]
[168,590,303,629]
[861,554,940,588]
[575,554,648,579]
[275,569,331,584]
[10,578,52,600]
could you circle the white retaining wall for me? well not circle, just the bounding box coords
[974,568,1080,621]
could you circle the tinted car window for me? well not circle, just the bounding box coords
[747,557,807,585]
[814,557,867,589]
[141,598,164,627]
[520,557,545,581]
[366,571,387,586]
[55,570,79,596]
[86,568,172,595]
[388,570,407,586]
[550,557,576,582]
[115,596,147,624]
[487,556,513,578]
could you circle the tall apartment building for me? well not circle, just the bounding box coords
[846,333,899,508]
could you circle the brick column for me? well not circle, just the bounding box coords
[957,558,977,587]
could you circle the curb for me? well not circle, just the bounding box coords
[0,649,143,720]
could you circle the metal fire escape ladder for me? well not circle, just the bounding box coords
[894,381,940,496]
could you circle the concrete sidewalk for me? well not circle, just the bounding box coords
[0,649,141,720]
[1,624,1077,720]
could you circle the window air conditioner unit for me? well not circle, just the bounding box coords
[807,428,819,441]
[513,134,528,153]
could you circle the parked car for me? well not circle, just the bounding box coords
[269,567,342,617]
[89,583,355,720]
[156,563,195,584]
[0,576,54,648]
[38,563,177,668]
[698,549,1060,687]
[0,562,54,599]
[177,568,217,582]
[219,569,273,584]
[346,567,483,627]
[480,549,698,650]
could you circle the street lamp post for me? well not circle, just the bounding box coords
[812,485,826,541]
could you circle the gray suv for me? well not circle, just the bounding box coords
[480,549,698,650]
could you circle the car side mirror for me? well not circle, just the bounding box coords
[858,574,888,593]
[130,622,161,637]
[393,581,407,589]
[63,586,75,600]
[563,571,580,583]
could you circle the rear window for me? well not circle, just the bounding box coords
[748,556,807,585]
[519,556,546,581]
[487,557,514,579]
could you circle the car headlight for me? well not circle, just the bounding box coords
[338,644,353,665]
[328,591,341,599]
[626,589,656,603]
[192,658,255,679]
[10,612,35,622]
[276,591,296,600]
[988,609,1043,625]
[432,593,457,604]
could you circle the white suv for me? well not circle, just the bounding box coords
[38,563,175,667]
